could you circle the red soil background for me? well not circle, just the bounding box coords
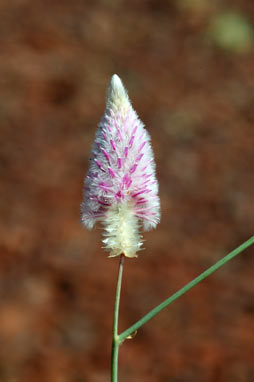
[0,1,253,381]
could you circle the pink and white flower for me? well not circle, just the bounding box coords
[81,74,160,258]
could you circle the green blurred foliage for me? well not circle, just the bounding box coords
[208,12,252,53]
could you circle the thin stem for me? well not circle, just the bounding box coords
[111,254,125,382]
[118,236,254,343]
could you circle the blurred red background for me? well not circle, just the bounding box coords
[0,1,253,381]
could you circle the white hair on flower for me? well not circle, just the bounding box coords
[81,74,160,258]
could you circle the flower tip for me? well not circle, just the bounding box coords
[107,74,129,108]
[111,74,123,89]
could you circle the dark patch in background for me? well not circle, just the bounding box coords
[0,0,253,381]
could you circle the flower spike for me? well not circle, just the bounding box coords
[81,74,160,258]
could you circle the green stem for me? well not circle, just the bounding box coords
[111,254,125,382]
[118,236,254,343]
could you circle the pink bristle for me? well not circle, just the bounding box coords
[110,139,116,151]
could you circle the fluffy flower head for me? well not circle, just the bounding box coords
[81,74,160,257]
